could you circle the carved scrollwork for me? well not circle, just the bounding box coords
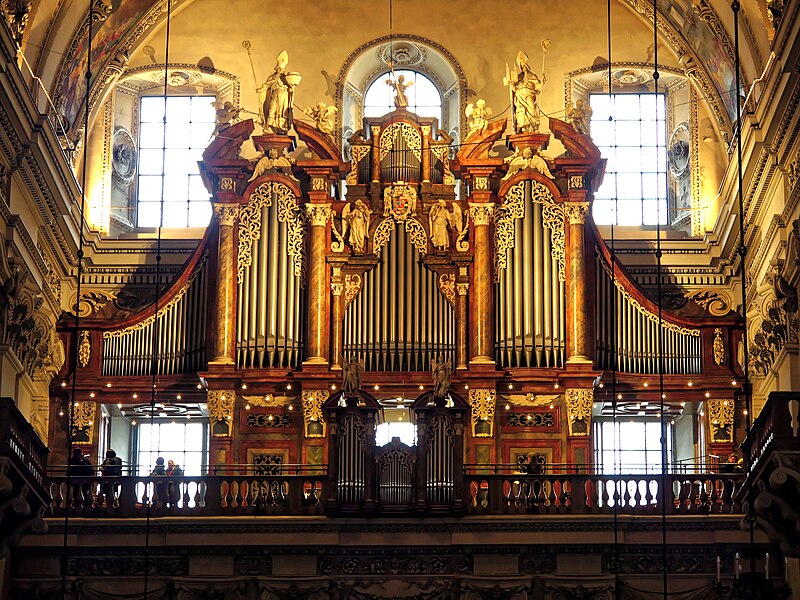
[541,203,565,283]
[380,123,421,161]
[706,398,734,443]
[344,274,362,309]
[237,182,273,281]
[347,145,370,185]
[277,187,307,283]
[430,145,455,185]
[78,331,91,368]
[689,290,733,316]
[468,389,496,438]
[212,203,240,226]
[404,218,428,256]
[301,390,327,438]
[564,202,590,225]
[713,328,725,366]
[304,203,331,227]
[438,273,456,308]
[71,401,96,442]
[564,388,593,437]
[207,389,235,437]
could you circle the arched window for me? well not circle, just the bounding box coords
[363,70,442,123]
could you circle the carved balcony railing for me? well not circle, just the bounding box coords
[464,473,744,516]
[46,471,744,518]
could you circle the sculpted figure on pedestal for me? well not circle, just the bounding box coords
[431,355,452,399]
[248,148,296,181]
[340,200,372,253]
[502,147,554,180]
[211,101,241,138]
[385,73,414,109]
[428,200,465,251]
[258,50,301,133]
[342,356,365,397]
[504,49,546,133]
[566,99,592,135]
[305,101,338,142]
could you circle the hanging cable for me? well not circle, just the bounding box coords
[651,1,669,598]
[60,1,94,597]
[731,0,756,582]
[142,1,173,596]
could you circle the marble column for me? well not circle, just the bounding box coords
[210,203,240,365]
[421,125,431,183]
[330,267,344,370]
[303,203,332,365]
[456,280,469,370]
[468,201,495,364]
[565,202,592,364]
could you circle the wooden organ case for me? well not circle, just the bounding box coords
[57,105,745,516]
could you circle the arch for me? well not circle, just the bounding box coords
[336,35,467,150]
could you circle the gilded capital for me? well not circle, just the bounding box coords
[311,177,327,191]
[469,202,495,226]
[474,177,489,191]
[213,203,240,226]
[456,282,469,296]
[564,202,590,225]
[207,389,236,437]
[564,388,593,436]
[331,282,343,296]
[304,203,332,226]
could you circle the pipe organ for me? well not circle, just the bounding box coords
[495,181,566,368]
[594,250,702,374]
[343,225,456,371]
[68,112,742,493]
[101,255,209,377]
[236,182,306,368]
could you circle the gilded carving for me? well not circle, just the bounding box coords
[456,282,469,296]
[218,177,235,191]
[213,203,240,227]
[383,184,418,221]
[207,389,236,437]
[568,175,584,190]
[564,388,593,437]
[502,147,554,180]
[237,182,304,284]
[311,177,327,192]
[504,48,547,133]
[707,398,734,443]
[331,282,343,296]
[566,99,592,134]
[473,177,489,191]
[564,202,590,225]
[438,273,456,308]
[347,145,370,185]
[344,274,362,308]
[597,259,701,337]
[78,331,91,368]
[301,390,327,438]
[468,202,494,226]
[380,123,421,161]
[468,388,496,438]
[689,290,732,316]
[374,216,428,256]
[713,328,725,366]
[71,401,96,442]
[429,200,467,252]
[304,203,331,226]
[336,200,372,253]
[494,182,564,282]
[248,148,296,181]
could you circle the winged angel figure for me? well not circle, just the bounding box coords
[465,99,492,138]
[428,200,468,252]
[337,200,372,253]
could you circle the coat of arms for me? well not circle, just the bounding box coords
[383,183,418,221]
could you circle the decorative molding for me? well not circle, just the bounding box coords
[71,400,96,442]
[468,389,495,438]
[305,203,331,226]
[77,331,91,368]
[207,389,235,437]
[564,202,590,225]
[438,273,456,308]
[713,328,726,366]
[564,388,592,437]
[468,202,494,226]
[706,398,734,443]
[212,203,240,227]
[344,273,362,308]
[473,177,489,191]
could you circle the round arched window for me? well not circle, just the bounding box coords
[363,70,442,124]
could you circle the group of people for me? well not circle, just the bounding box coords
[149,456,184,477]
[67,449,184,478]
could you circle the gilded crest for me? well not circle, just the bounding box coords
[383,184,418,221]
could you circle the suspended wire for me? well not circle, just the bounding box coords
[731,0,756,580]
[60,0,93,596]
[652,1,669,598]
[142,0,173,595]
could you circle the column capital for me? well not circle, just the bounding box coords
[212,203,240,226]
[304,203,332,226]
[468,388,496,438]
[468,202,495,226]
[564,388,593,437]
[207,389,236,437]
[564,202,590,225]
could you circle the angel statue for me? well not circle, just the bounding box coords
[504,50,545,133]
[248,148,296,181]
[502,146,555,180]
[431,355,452,399]
[340,199,372,253]
[465,99,492,138]
[428,199,466,252]
[385,73,414,109]
[566,98,592,135]
[342,356,365,397]
[305,101,338,142]
[211,101,241,138]
[258,50,301,134]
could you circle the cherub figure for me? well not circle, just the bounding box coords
[385,73,414,108]
[566,99,592,135]
[248,148,296,181]
[258,50,301,134]
[502,147,555,180]
[428,200,465,252]
[431,355,452,399]
[340,199,372,253]
[342,356,365,397]
[211,101,241,138]
[305,101,338,142]
[465,99,493,138]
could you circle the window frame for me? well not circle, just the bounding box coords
[133,420,210,476]
[593,417,673,475]
[362,69,444,125]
